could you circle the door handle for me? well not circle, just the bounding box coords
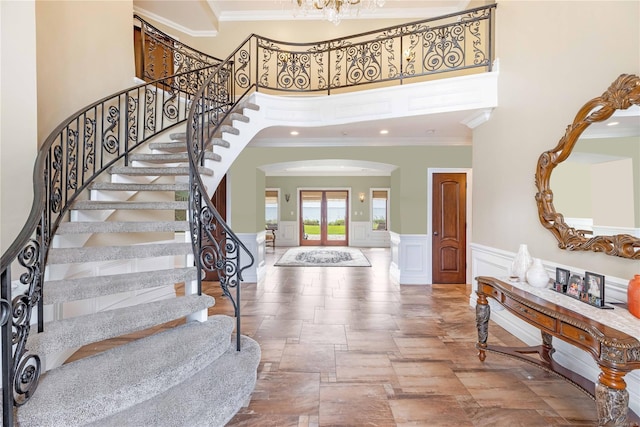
[434,231,439,236]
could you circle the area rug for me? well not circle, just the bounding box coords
[275,247,371,267]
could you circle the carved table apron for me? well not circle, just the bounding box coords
[475,276,640,427]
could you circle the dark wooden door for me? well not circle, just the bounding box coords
[204,175,226,281]
[432,173,466,284]
[134,26,174,82]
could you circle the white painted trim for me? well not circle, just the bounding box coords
[351,221,390,247]
[389,232,429,284]
[427,168,473,284]
[236,232,263,283]
[272,221,299,247]
[250,72,498,148]
[133,6,218,37]
[469,243,639,416]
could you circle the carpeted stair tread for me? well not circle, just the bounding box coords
[47,242,192,264]
[26,294,215,356]
[241,101,260,111]
[109,165,213,176]
[90,335,261,427]
[209,137,231,148]
[89,182,190,191]
[219,124,240,135]
[71,200,188,210]
[18,316,234,427]
[230,112,250,123]
[57,220,189,234]
[129,151,221,162]
[164,135,231,148]
[44,267,197,304]
[149,141,187,151]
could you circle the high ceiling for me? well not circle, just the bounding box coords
[133,0,477,175]
[133,1,472,34]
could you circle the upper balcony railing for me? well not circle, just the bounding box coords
[0,16,226,426]
[1,5,495,424]
[247,4,495,95]
[186,2,496,337]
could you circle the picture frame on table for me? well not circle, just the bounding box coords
[555,267,570,293]
[585,271,605,307]
[566,274,582,298]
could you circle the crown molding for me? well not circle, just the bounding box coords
[133,6,218,38]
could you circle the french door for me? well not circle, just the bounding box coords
[300,190,348,246]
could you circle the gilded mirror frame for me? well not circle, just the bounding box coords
[535,74,640,259]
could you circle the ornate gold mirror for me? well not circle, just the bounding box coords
[535,74,640,259]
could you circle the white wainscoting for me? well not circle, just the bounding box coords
[351,221,390,247]
[389,232,429,285]
[237,232,263,283]
[470,243,639,416]
[272,221,299,247]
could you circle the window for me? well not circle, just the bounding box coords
[371,189,389,231]
[265,190,279,229]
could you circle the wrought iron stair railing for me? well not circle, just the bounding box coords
[187,2,496,325]
[1,4,496,425]
[0,17,226,426]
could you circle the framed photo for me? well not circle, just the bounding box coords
[585,271,605,307]
[555,267,570,292]
[566,274,582,298]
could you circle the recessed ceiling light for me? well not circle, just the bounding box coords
[379,129,389,135]
[606,121,619,126]
[290,130,299,136]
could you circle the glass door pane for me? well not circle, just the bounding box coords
[301,191,322,245]
[325,191,347,246]
[299,190,348,246]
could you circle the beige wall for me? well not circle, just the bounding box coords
[472,1,640,280]
[229,145,472,234]
[1,1,38,254]
[36,1,135,143]
[2,1,135,254]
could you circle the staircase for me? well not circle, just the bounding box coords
[7,99,262,426]
[1,7,497,425]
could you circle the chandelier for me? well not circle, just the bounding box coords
[294,0,386,25]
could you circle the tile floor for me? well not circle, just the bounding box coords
[218,247,602,426]
[66,246,628,426]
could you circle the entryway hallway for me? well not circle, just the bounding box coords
[216,247,598,426]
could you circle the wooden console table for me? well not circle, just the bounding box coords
[475,276,640,426]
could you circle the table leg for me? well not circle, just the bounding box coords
[596,366,629,426]
[541,331,555,363]
[476,293,490,362]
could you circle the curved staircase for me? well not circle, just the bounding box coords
[1,7,497,425]
[10,101,262,426]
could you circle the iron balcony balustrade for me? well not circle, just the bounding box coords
[188,4,496,338]
[1,3,496,425]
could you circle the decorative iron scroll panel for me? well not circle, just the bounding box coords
[1,4,496,421]
[250,5,494,93]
